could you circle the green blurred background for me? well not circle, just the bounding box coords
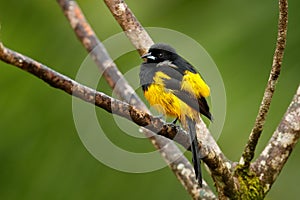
[0,0,299,199]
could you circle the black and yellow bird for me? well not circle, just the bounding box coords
[139,43,212,187]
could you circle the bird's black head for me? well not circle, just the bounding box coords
[142,43,178,63]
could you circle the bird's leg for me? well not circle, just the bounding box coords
[172,117,179,124]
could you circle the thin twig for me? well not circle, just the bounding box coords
[253,85,300,194]
[241,0,288,168]
[56,1,218,199]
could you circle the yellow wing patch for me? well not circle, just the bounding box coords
[181,71,210,98]
[152,71,171,86]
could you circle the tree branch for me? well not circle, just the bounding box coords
[103,0,154,55]
[253,85,300,194]
[241,0,288,169]
[0,42,191,147]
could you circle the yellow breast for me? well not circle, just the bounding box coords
[144,84,196,120]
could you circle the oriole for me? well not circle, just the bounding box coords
[139,43,212,187]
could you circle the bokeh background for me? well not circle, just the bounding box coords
[0,0,299,199]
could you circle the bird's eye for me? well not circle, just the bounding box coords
[158,53,164,58]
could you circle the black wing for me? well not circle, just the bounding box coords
[172,56,197,74]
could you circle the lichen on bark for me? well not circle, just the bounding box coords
[234,165,264,200]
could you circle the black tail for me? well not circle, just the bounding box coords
[186,117,202,187]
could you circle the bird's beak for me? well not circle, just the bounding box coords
[141,53,156,60]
